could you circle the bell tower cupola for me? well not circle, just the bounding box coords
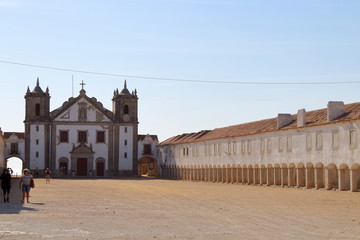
[112,80,138,123]
[24,78,50,122]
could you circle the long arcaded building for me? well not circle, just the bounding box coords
[157,101,360,192]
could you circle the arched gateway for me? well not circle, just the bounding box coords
[137,156,158,177]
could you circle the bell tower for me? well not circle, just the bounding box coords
[24,78,51,170]
[25,78,50,121]
[112,80,139,175]
[112,80,138,123]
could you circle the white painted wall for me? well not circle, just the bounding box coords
[158,121,360,169]
[55,124,109,170]
[137,135,159,158]
[4,134,25,160]
[30,124,45,169]
[119,126,133,170]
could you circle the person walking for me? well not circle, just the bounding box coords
[19,169,34,203]
[0,168,12,203]
[45,168,51,184]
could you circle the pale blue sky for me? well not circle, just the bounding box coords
[0,0,359,141]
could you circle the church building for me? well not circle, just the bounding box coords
[18,79,158,177]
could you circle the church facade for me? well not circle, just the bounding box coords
[158,101,360,192]
[16,79,158,177]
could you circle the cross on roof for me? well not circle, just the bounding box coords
[80,80,86,90]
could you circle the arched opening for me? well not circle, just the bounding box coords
[200,165,204,181]
[221,165,226,183]
[204,164,208,181]
[339,164,350,191]
[226,164,232,183]
[247,165,253,184]
[315,163,325,188]
[281,163,288,186]
[208,165,213,182]
[297,163,306,187]
[189,165,194,181]
[266,164,274,186]
[306,162,315,188]
[288,163,296,187]
[242,164,247,184]
[59,157,70,177]
[274,164,281,185]
[35,103,40,116]
[231,164,236,183]
[138,157,158,177]
[236,164,242,183]
[175,165,179,180]
[6,157,23,177]
[351,164,360,191]
[172,165,176,180]
[260,164,266,185]
[212,165,217,183]
[254,164,260,185]
[217,165,222,183]
[195,165,199,181]
[124,105,129,114]
[326,163,338,190]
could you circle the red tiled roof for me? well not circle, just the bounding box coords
[160,102,360,146]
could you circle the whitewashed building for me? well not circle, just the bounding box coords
[19,79,157,177]
[158,101,360,192]
[137,134,159,177]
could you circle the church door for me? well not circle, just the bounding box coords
[77,158,87,176]
[60,162,68,176]
[96,162,104,177]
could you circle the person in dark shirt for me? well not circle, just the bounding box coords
[0,168,12,203]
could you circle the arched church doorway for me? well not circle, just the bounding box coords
[137,157,158,177]
[6,157,23,177]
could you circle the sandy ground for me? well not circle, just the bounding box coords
[0,178,359,240]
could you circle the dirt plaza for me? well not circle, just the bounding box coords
[0,178,360,240]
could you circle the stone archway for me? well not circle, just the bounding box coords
[351,164,360,192]
[297,163,306,187]
[58,157,69,177]
[137,156,158,177]
[5,156,24,177]
[254,164,260,185]
[288,163,296,187]
[339,164,350,191]
[326,163,338,190]
[274,164,281,186]
[306,162,315,188]
[315,163,325,189]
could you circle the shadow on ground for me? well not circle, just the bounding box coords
[0,178,43,214]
